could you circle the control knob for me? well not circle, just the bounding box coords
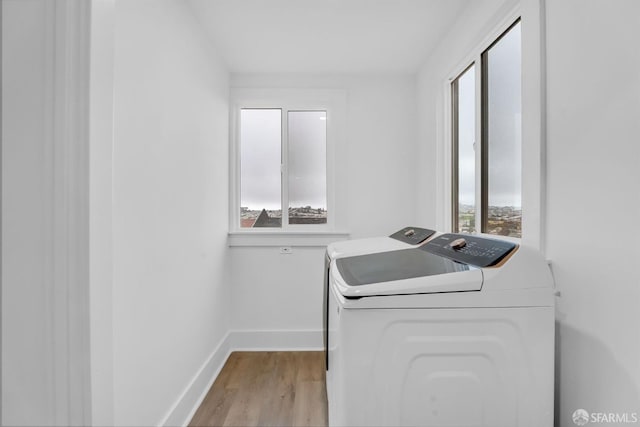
[449,238,467,250]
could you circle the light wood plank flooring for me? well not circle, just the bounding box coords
[189,351,328,427]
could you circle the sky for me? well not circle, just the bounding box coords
[457,22,522,208]
[240,109,327,211]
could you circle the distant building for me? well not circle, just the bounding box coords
[241,217,257,228]
[253,209,282,227]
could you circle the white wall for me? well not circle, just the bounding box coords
[112,1,230,425]
[545,1,640,424]
[416,0,640,425]
[3,1,94,425]
[228,74,418,340]
[415,0,515,230]
[89,1,115,424]
[2,2,56,424]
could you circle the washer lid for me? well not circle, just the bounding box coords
[334,248,483,298]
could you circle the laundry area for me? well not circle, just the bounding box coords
[326,228,554,426]
[2,0,639,426]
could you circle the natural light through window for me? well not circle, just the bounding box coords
[484,22,522,237]
[238,108,328,228]
[451,20,522,238]
[240,109,282,228]
[288,111,327,224]
[453,65,476,234]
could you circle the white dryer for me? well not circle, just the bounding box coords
[325,232,555,427]
[326,226,436,260]
[323,227,436,370]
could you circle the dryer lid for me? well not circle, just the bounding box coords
[326,236,414,260]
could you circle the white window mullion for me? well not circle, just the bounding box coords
[442,79,453,233]
[232,105,242,231]
[474,54,483,234]
[281,108,289,230]
[325,108,334,230]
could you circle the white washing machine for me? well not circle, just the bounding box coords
[325,231,555,427]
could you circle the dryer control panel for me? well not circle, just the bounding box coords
[389,226,435,245]
[420,233,517,267]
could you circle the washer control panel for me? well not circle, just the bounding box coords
[420,233,517,267]
[389,226,436,245]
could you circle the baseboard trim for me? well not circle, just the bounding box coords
[161,329,322,427]
[159,332,232,427]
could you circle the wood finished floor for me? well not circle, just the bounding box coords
[189,351,328,427]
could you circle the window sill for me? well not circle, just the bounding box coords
[228,231,350,247]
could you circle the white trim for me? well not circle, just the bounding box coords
[443,5,522,234]
[48,1,93,425]
[282,109,290,226]
[440,0,545,250]
[0,0,3,420]
[474,62,483,233]
[437,77,451,232]
[440,78,451,233]
[520,0,547,251]
[229,88,346,233]
[88,0,115,425]
[160,330,323,427]
[1,2,92,423]
[228,231,350,247]
[42,2,57,421]
[160,333,233,427]
[445,4,522,83]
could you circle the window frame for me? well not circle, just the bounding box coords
[480,18,523,236]
[442,5,545,248]
[229,88,345,238]
[450,62,478,234]
[450,18,523,238]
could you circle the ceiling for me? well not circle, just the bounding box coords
[187,0,473,74]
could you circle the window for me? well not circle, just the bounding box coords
[452,64,477,234]
[240,109,283,227]
[451,20,522,238]
[231,89,343,233]
[239,109,327,228]
[287,111,327,225]
[483,21,522,237]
